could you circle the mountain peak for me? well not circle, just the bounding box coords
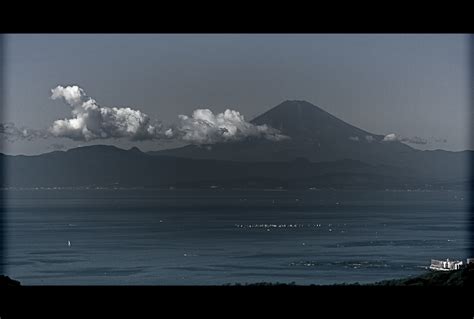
[274,100,325,111]
[281,99,316,105]
[251,99,368,140]
[129,146,142,153]
[254,100,335,123]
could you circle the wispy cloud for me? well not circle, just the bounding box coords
[365,135,375,143]
[401,136,428,145]
[48,143,68,151]
[0,122,49,142]
[349,135,378,143]
[382,133,428,145]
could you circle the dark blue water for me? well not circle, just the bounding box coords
[3,189,470,285]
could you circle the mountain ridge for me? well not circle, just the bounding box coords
[1,100,470,188]
[147,100,469,182]
[2,144,455,189]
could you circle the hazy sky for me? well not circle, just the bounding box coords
[1,34,470,155]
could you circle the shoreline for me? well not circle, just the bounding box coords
[3,265,473,287]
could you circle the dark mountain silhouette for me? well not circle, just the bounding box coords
[150,100,471,182]
[0,144,467,189]
[0,144,450,189]
[1,100,470,189]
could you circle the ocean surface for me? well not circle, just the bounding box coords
[3,189,470,285]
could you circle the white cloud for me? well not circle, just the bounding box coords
[164,128,174,137]
[171,108,289,145]
[382,133,398,142]
[49,85,162,141]
[349,136,359,142]
[365,135,374,143]
[382,133,428,145]
[51,85,85,107]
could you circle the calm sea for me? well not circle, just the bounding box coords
[3,189,469,285]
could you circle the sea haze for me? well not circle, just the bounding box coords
[4,188,469,285]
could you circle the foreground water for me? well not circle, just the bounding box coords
[3,189,469,285]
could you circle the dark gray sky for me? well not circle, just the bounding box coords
[2,34,470,155]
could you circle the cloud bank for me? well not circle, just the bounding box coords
[50,86,162,141]
[2,85,288,146]
[167,109,288,145]
[0,122,49,142]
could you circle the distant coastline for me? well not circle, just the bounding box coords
[227,265,474,286]
[4,265,473,287]
[1,186,469,191]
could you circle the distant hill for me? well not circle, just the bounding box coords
[227,265,474,287]
[374,265,474,287]
[0,145,455,189]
